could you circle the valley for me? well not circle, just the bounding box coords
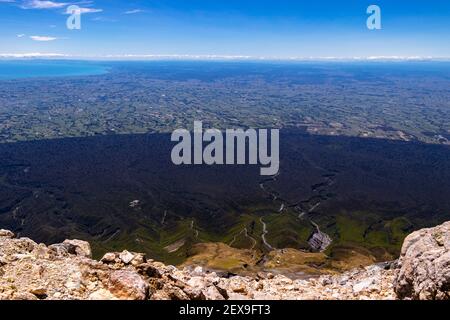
[0,130,449,275]
[0,61,449,277]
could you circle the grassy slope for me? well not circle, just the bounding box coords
[90,206,423,272]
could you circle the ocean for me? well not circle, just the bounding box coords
[0,60,109,80]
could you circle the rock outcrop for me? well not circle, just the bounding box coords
[394,221,449,300]
[0,222,448,300]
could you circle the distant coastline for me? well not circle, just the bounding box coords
[1,53,450,62]
[0,60,109,80]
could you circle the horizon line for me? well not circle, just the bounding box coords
[1,53,450,62]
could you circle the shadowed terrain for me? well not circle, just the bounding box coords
[0,130,449,270]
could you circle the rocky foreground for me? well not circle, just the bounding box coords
[0,221,448,300]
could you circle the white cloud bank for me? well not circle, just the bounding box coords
[20,1,102,13]
[0,53,449,61]
[124,9,144,14]
[87,55,449,62]
[0,52,68,58]
[21,0,68,9]
[30,35,58,41]
[71,7,102,14]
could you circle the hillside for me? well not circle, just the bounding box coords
[1,131,449,268]
[0,221,448,300]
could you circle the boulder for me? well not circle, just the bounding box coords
[0,230,15,238]
[48,243,72,258]
[88,289,119,300]
[100,252,117,264]
[394,221,450,300]
[130,253,146,266]
[191,266,203,276]
[29,288,48,299]
[352,277,376,294]
[108,270,149,300]
[62,239,92,258]
[135,262,162,278]
[203,286,226,300]
[119,250,135,264]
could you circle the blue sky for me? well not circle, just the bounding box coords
[0,0,449,58]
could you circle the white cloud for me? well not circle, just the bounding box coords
[77,7,102,14]
[91,16,117,22]
[17,34,26,37]
[64,6,103,14]
[100,54,255,60]
[21,0,68,9]
[30,35,58,41]
[124,9,144,14]
[0,52,69,58]
[1,53,449,62]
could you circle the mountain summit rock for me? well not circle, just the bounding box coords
[394,221,449,300]
[0,222,448,300]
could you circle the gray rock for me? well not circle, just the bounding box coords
[0,230,14,238]
[48,243,70,257]
[130,253,146,266]
[88,289,118,300]
[352,278,375,294]
[203,286,226,300]
[62,239,92,258]
[108,270,149,300]
[394,221,450,300]
[119,250,135,264]
[191,266,203,276]
[100,252,117,264]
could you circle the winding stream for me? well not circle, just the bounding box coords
[259,217,274,250]
[229,228,257,249]
[258,163,336,252]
